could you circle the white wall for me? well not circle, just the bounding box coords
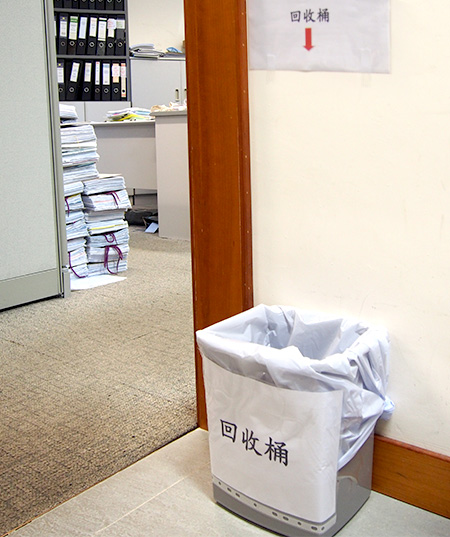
[128,0,185,51]
[249,1,450,456]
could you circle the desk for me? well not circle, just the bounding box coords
[153,111,190,241]
[93,121,157,191]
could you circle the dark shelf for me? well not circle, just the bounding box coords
[57,54,128,60]
[54,8,126,15]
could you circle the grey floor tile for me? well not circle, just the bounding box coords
[10,429,450,537]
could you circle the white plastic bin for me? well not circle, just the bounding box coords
[196,305,393,537]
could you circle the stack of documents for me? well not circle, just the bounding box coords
[129,43,164,58]
[81,173,131,276]
[59,105,92,281]
[82,189,131,211]
[65,193,84,213]
[82,173,126,194]
[105,107,153,121]
[59,104,130,282]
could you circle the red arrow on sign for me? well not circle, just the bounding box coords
[304,28,314,51]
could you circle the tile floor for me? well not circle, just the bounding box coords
[9,429,450,537]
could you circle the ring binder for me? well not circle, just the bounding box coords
[54,0,129,103]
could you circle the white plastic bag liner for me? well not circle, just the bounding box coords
[196,304,393,471]
[203,358,343,523]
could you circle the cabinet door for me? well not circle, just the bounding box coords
[131,58,182,108]
[179,60,187,103]
[0,0,68,309]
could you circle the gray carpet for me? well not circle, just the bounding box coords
[0,225,197,536]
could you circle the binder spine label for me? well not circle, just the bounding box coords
[102,63,111,85]
[57,63,64,83]
[79,17,88,39]
[98,19,107,41]
[60,17,68,38]
[69,17,78,40]
[95,61,101,85]
[84,62,92,82]
[70,62,81,82]
[89,17,98,37]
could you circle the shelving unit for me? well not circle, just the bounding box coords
[54,0,131,106]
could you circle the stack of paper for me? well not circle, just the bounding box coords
[59,104,131,283]
[81,172,130,274]
[59,104,92,281]
[81,173,131,276]
[105,107,153,122]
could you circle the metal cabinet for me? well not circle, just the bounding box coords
[130,57,186,109]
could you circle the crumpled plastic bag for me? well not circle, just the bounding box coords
[196,304,394,469]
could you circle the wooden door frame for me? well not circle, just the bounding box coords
[184,0,253,429]
[184,0,450,519]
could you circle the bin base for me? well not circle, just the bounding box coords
[212,433,374,537]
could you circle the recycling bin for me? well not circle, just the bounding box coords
[196,305,393,537]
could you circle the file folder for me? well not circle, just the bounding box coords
[97,17,107,55]
[82,61,93,101]
[58,13,68,55]
[96,0,106,9]
[76,16,88,55]
[102,61,111,101]
[66,60,82,101]
[87,16,98,55]
[94,61,102,101]
[57,60,66,101]
[106,18,116,56]
[115,17,125,55]
[115,0,124,11]
[111,62,121,101]
[120,62,127,100]
[54,15,58,51]
[67,15,79,55]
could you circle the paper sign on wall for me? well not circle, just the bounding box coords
[247,0,390,73]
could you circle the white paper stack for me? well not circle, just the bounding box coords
[81,173,131,276]
[59,105,131,283]
[59,104,92,281]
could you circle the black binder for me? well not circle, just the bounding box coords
[96,0,105,9]
[115,17,125,55]
[79,0,89,8]
[57,60,66,100]
[67,15,79,55]
[72,1,80,7]
[101,61,111,101]
[76,16,88,55]
[105,0,114,10]
[96,17,107,55]
[120,62,127,100]
[63,0,72,7]
[106,18,116,56]
[66,60,82,101]
[111,62,121,101]
[115,0,124,11]
[88,0,96,9]
[82,61,93,101]
[54,1,63,8]
[94,61,102,101]
[57,14,68,55]
[54,15,58,52]
[86,16,98,55]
